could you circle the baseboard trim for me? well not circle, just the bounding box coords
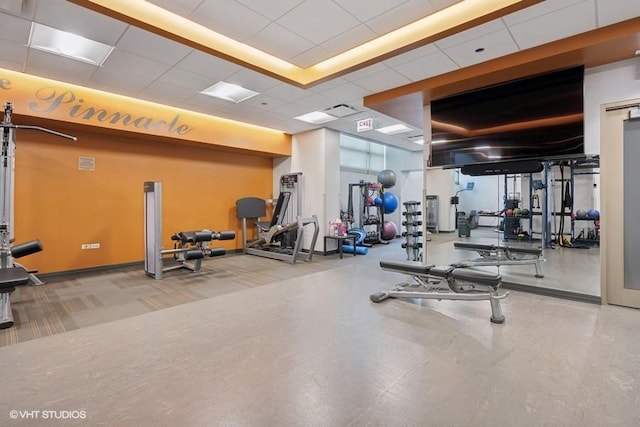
[39,249,245,282]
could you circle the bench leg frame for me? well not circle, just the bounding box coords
[370,276,507,324]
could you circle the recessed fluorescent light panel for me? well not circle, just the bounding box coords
[201,81,260,103]
[28,23,114,66]
[376,124,413,135]
[294,111,338,124]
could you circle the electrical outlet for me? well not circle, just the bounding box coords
[90,243,100,249]
[81,244,90,249]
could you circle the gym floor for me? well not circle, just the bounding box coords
[1,230,637,426]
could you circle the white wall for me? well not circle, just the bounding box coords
[287,128,341,251]
[585,58,640,154]
[425,167,457,232]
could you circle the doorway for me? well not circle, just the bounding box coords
[601,98,640,308]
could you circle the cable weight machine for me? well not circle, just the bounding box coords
[0,101,76,328]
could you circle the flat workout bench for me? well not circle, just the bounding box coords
[453,241,544,278]
[371,260,507,324]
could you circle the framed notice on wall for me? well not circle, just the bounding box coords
[78,156,95,171]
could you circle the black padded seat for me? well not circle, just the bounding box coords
[175,231,212,243]
[451,269,501,286]
[506,247,543,256]
[0,266,29,291]
[380,260,433,276]
[454,242,496,251]
[454,241,542,256]
[429,265,455,278]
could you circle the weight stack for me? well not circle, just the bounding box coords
[402,201,422,261]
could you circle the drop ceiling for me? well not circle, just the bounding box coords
[0,0,639,152]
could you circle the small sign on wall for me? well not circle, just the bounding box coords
[78,156,95,171]
[356,118,373,132]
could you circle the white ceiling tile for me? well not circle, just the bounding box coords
[314,82,372,102]
[272,117,317,134]
[502,0,591,26]
[189,0,270,42]
[320,24,379,59]
[429,0,463,10]
[34,0,128,45]
[90,68,159,94]
[101,49,173,81]
[277,0,360,44]
[246,23,314,61]
[157,67,215,91]
[341,62,389,82]
[383,43,440,68]
[175,51,240,81]
[234,0,305,21]
[508,1,597,50]
[342,98,366,109]
[333,0,407,23]
[350,68,412,93]
[183,93,230,112]
[225,68,281,92]
[365,0,436,35]
[441,28,519,68]
[308,76,350,92]
[262,83,312,103]
[0,11,32,44]
[394,49,459,81]
[240,93,288,111]
[293,92,340,111]
[434,19,507,49]
[596,0,640,26]
[25,49,98,86]
[271,93,336,117]
[145,0,203,17]
[223,106,286,128]
[0,40,26,70]
[289,45,331,68]
[139,81,196,105]
[116,27,192,65]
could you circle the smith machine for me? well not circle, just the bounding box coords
[0,101,77,329]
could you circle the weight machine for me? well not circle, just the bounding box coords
[143,181,235,280]
[0,101,77,328]
[236,173,319,264]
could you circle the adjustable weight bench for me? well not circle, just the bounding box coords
[453,241,544,278]
[371,260,507,324]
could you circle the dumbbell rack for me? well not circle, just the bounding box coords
[401,201,422,261]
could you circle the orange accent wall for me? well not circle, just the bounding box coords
[14,124,275,274]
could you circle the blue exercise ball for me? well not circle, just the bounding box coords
[373,197,382,207]
[587,209,600,219]
[382,192,398,214]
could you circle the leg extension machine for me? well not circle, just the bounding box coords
[144,181,235,280]
[453,241,544,278]
[371,260,508,324]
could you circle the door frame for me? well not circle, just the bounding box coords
[601,97,640,307]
